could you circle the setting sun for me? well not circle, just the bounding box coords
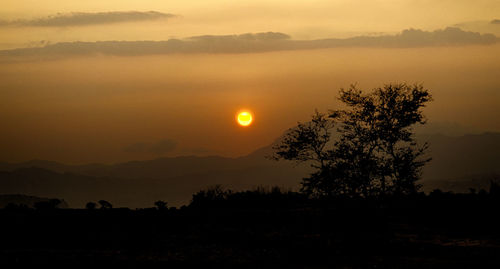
[237,111,253,127]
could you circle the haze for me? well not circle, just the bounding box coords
[0,0,499,164]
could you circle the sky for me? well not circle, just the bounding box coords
[1,0,500,48]
[0,0,499,163]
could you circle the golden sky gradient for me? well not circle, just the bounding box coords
[1,0,500,49]
[0,1,499,163]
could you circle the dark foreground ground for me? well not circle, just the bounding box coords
[1,192,499,268]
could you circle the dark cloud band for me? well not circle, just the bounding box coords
[0,28,497,60]
[0,11,176,27]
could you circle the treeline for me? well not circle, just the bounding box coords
[2,183,500,267]
[3,181,500,211]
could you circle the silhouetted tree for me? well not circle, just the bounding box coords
[273,83,432,198]
[86,202,97,210]
[154,200,168,210]
[98,200,113,209]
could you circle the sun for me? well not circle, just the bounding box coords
[237,111,253,126]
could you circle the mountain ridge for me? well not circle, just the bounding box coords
[0,132,499,207]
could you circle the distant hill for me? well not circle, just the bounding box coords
[0,158,308,208]
[1,27,497,60]
[0,132,499,208]
[0,194,68,208]
[418,132,500,192]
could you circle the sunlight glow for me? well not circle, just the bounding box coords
[237,111,253,127]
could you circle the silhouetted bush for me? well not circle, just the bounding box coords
[34,199,62,210]
[190,185,311,210]
[85,202,97,210]
[190,185,231,208]
[154,200,168,210]
[98,200,112,209]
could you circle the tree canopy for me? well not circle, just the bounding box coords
[273,83,432,198]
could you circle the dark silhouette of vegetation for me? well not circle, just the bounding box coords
[154,200,168,210]
[1,184,500,267]
[490,180,500,197]
[85,202,97,210]
[33,198,62,210]
[190,185,307,209]
[98,200,112,209]
[273,83,432,198]
[4,203,29,210]
[191,184,230,207]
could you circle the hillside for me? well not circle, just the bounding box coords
[0,194,68,208]
[0,132,499,208]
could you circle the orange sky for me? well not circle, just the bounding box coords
[0,1,499,163]
[1,45,499,163]
[1,0,500,49]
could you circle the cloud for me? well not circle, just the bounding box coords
[0,11,176,27]
[189,32,291,42]
[0,28,497,60]
[124,139,177,155]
